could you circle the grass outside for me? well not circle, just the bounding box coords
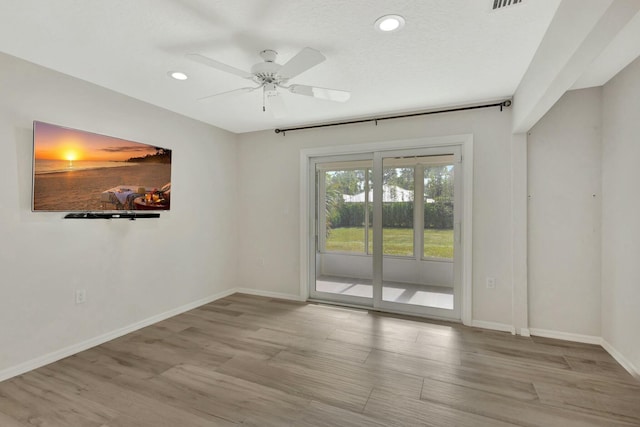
[325,227,453,258]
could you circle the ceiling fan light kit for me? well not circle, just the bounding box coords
[187,47,351,116]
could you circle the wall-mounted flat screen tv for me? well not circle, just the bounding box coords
[32,121,172,212]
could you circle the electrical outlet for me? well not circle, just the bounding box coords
[486,277,496,289]
[75,289,87,304]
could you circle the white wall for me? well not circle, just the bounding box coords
[0,52,238,376]
[528,88,602,337]
[237,108,515,326]
[602,55,640,374]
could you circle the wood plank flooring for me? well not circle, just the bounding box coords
[1,293,639,426]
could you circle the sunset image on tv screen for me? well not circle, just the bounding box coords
[32,121,172,212]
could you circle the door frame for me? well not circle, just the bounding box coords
[300,134,474,326]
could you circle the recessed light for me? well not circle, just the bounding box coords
[169,71,188,81]
[375,15,405,32]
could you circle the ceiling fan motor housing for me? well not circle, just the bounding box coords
[251,59,283,84]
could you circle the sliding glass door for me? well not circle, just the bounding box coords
[311,154,374,306]
[376,149,461,319]
[309,146,462,320]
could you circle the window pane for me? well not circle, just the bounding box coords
[382,164,414,257]
[324,169,367,253]
[424,165,454,259]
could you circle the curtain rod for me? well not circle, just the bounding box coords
[274,99,512,135]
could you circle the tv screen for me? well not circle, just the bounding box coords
[32,121,172,212]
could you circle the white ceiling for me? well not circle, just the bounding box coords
[0,1,637,134]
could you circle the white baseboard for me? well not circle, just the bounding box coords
[471,320,516,335]
[601,339,640,380]
[234,287,306,302]
[528,328,601,345]
[0,288,237,383]
[478,327,640,379]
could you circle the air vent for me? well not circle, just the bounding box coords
[493,0,523,10]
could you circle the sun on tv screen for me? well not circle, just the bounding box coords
[32,121,172,212]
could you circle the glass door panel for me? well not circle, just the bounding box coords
[310,157,374,304]
[379,152,459,319]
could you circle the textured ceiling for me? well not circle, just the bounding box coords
[0,0,579,133]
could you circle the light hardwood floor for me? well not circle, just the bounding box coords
[1,293,639,426]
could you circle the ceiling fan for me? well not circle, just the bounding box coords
[187,47,350,117]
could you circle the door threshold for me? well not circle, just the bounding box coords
[306,298,462,324]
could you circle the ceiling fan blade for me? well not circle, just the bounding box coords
[187,53,253,79]
[278,47,326,80]
[266,93,287,118]
[288,84,351,102]
[197,86,260,101]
